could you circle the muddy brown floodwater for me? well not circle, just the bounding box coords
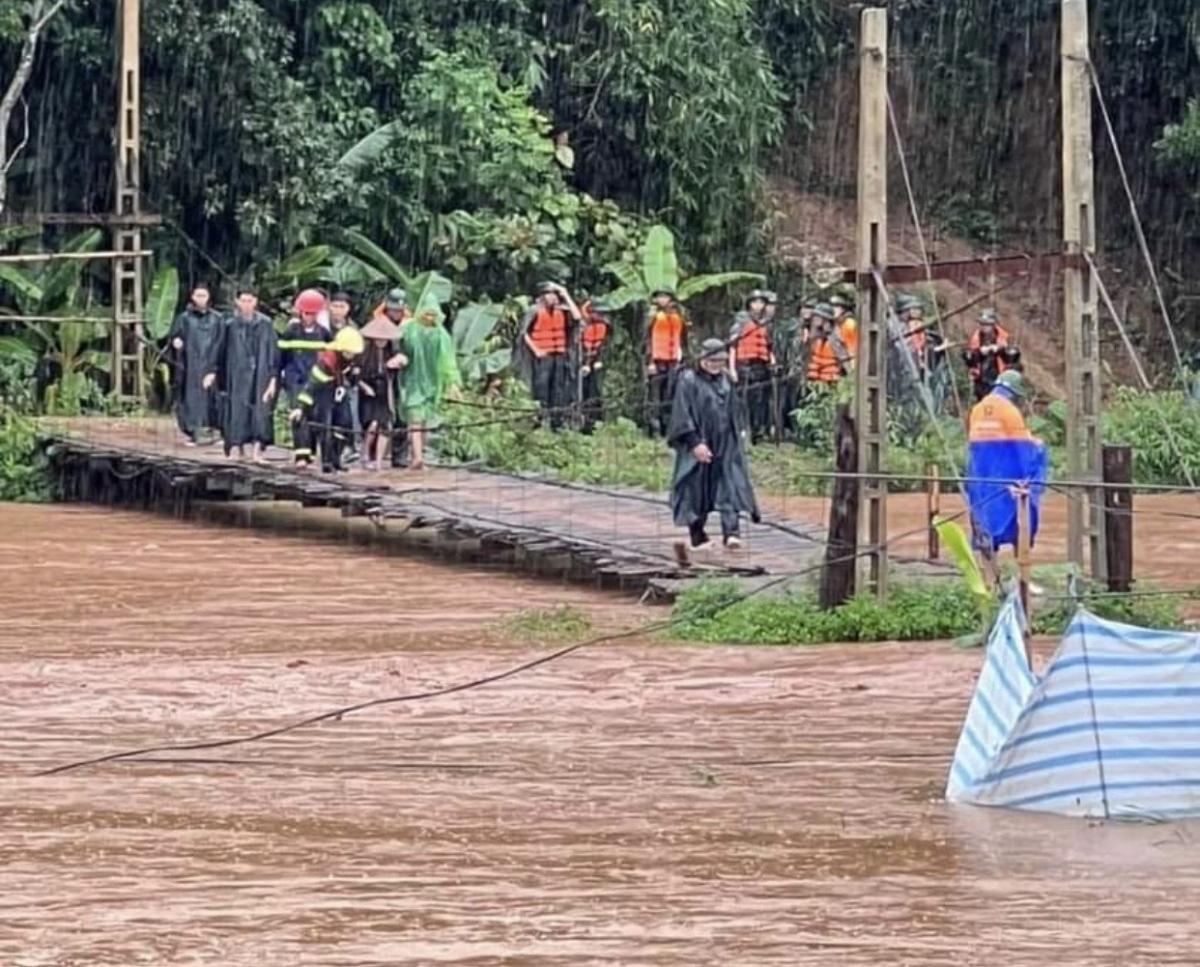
[3,504,1200,966]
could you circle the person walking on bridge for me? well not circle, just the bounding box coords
[398,305,461,471]
[280,289,331,467]
[207,288,278,464]
[668,337,761,553]
[288,327,365,474]
[168,282,223,447]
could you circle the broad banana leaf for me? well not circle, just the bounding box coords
[0,224,40,247]
[316,252,386,287]
[597,286,643,312]
[145,265,180,340]
[337,229,411,284]
[934,516,992,603]
[408,270,453,316]
[0,334,37,363]
[452,302,504,356]
[641,225,679,295]
[336,120,402,175]
[261,245,333,292]
[0,264,43,308]
[40,228,103,309]
[601,259,645,293]
[480,347,510,374]
[677,271,766,302]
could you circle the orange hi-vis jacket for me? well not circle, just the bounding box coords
[807,338,842,383]
[967,325,1012,378]
[648,309,686,362]
[528,305,570,355]
[734,319,772,363]
[968,392,1034,443]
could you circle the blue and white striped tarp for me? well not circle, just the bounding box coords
[947,594,1200,819]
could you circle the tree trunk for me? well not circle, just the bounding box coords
[0,0,67,215]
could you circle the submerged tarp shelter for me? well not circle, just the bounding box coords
[947,594,1200,820]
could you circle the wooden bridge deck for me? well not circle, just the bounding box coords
[40,418,952,597]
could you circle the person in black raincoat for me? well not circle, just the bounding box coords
[167,282,223,445]
[206,288,279,463]
[668,337,761,551]
[515,281,581,430]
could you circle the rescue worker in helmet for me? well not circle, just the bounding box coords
[729,289,776,444]
[372,287,411,328]
[519,281,583,429]
[279,289,331,416]
[963,308,1020,401]
[805,303,850,387]
[580,297,613,434]
[288,326,365,474]
[644,286,688,437]
[828,293,859,367]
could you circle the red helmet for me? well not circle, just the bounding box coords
[295,289,325,316]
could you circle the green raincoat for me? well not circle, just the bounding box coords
[399,314,461,424]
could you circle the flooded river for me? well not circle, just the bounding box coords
[2,504,1199,965]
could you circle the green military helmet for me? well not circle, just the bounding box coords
[829,293,853,309]
[980,308,999,325]
[894,293,920,313]
[650,286,676,299]
[537,280,559,295]
[745,288,768,306]
[994,369,1028,399]
[589,297,614,315]
[813,302,835,321]
[385,287,407,310]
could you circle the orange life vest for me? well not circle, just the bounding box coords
[837,316,858,362]
[649,309,686,362]
[967,325,1012,378]
[807,338,841,383]
[528,306,569,355]
[582,319,609,354]
[735,320,772,363]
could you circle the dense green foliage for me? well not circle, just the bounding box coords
[0,357,51,501]
[671,578,1187,645]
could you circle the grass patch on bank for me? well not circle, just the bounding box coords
[671,578,1190,645]
[501,604,593,642]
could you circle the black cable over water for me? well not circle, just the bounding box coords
[34,503,980,779]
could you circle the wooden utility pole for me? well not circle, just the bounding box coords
[1102,444,1133,593]
[1061,0,1106,581]
[855,7,889,601]
[112,0,145,401]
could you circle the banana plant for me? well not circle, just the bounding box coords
[600,224,764,310]
[0,229,109,413]
[452,301,510,383]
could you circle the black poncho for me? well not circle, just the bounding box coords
[667,367,760,527]
[168,305,224,437]
[214,312,279,449]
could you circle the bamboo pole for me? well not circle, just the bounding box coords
[926,464,941,560]
[1017,487,1034,669]
[0,249,151,263]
